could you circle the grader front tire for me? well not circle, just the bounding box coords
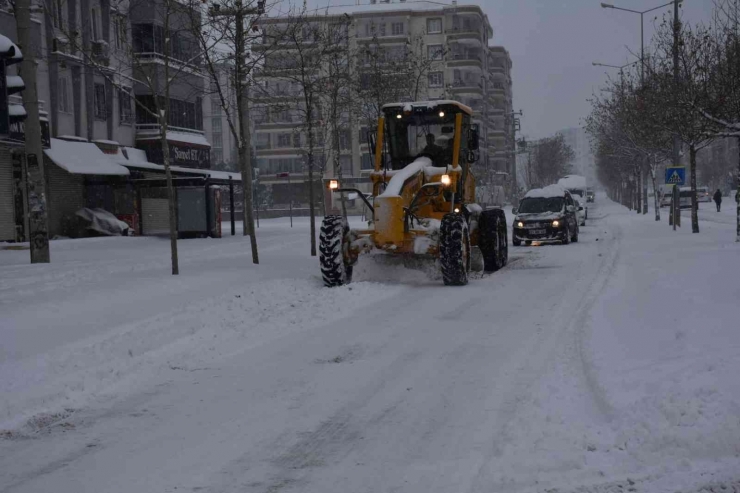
[439,213,471,286]
[319,215,353,287]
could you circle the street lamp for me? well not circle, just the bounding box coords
[600,0,679,84]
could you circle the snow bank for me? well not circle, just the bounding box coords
[524,184,566,199]
[378,157,432,197]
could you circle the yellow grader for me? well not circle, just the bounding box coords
[320,100,508,287]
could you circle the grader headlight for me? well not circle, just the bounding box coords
[440,174,451,186]
[329,180,339,190]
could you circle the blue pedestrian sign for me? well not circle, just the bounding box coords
[665,167,686,186]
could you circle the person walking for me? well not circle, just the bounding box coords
[713,189,723,212]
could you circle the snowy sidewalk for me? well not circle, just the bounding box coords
[496,200,740,491]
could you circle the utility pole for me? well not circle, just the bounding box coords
[510,110,522,202]
[14,0,50,263]
[672,0,682,228]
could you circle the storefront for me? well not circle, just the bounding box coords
[43,137,130,238]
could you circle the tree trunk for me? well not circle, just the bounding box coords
[635,170,641,214]
[690,144,699,234]
[160,121,179,275]
[307,108,317,257]
[162,5,178,275]
[736,136,739,242]
[650,159,660,221]
[235,12,258,264]
[642,162,648,215]
[332,117,347,219]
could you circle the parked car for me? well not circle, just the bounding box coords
[660,192,673,208]
[696,186,712,203]
[573,197,587,226]
[586,188,595,203]
[679,187,696,209]
[512,185,579,246]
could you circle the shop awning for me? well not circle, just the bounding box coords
[115,147,241,182]
[136,131,211,148]
[45,138,130,176]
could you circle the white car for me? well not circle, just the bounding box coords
[573,197,586,226]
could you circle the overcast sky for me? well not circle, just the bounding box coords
[484,0,716,139]
[297,0,717,139]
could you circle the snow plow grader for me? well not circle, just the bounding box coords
[320,100,508,287]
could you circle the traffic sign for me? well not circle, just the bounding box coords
[665,167,686,186]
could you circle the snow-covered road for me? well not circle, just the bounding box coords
[1,196,739,493]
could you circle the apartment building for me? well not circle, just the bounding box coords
[252,1,515,213]
[0,0,219,241]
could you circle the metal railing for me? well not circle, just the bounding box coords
[135,123,205,136]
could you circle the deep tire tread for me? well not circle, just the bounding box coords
[479,209,507,272]
[319,215,352,287]
[439,213,470,286]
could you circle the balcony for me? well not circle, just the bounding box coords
[447,50,483,68]
[445,25,484,43]
[449,79,483,93]
[136,124,207,141]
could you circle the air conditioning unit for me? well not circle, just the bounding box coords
[53,37,70,54]
[92,40,110,62]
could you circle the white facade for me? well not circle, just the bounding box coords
[253,1,515,212]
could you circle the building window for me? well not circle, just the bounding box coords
[211,98,221,116]
[91,8,100,41]
[427,18,442,34]
[211,133,222,148]
[361,153,373,170]
[428,71,443,88]
[277,133,292,148]
[339,129,350,150]
[134,95,203,130]
[391,22,404,35]
[93,83,106,120]
[114,15,127,50]
[58,77,70,113]
[212,149,223,164]
[378,23,386,37]
[427,44,443,61]
[212,118,222,132]
[255,133,270,150]
[119,88,133,124]
[53,0,65,29]
[293,132,302,148]
[339,155,352,176]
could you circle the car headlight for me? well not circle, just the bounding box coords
[440,174,451,186]
[552,220,560,227]
[517,221,524,228]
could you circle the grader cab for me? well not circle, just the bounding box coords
[320,100,508,287]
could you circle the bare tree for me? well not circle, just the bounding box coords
[694,0,740,240]
[651,19,721,233]
[53,0,209,274]
[261,11,348,256]
[187,0,279,264]
[520,134,574,188]
[585,67,673,221]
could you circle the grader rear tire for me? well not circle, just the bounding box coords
[479,209,505,272]
[440,213,470,286]
[319,215,353,287]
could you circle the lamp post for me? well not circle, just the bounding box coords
[601,1,683,216]
[600,1,677,85]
